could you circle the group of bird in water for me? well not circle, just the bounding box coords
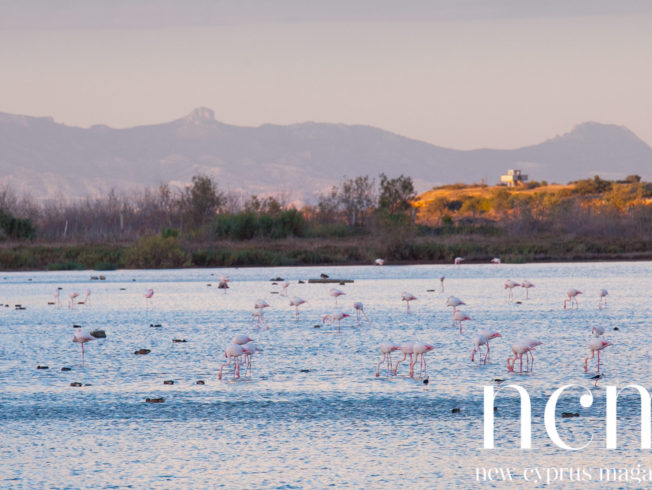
[62,256,613,384]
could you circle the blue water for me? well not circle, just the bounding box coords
[1,262,650,487]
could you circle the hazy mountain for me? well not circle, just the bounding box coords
[1,107,651,202]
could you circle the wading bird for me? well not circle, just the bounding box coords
[584,338,612,374]
[453,310,471,333]
[504,280,521,301]
[375,342,399,377]
[598,289,608,309]
[289,296,307,319]
[401,292,417,313]
[72,328,95,364]
[521,280,534,299]
[218,344,244,380]
[564,288,582,309]
[329,288,345,305]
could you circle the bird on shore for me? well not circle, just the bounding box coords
[410,342,435,378]
[72,328,95,365]
[375,258,385,266]
[453,310,471,333]
[490,258,501,264]
[564,288,582,309]
[598,289,608,309]
[289,296,307,319]
[584,338,612,374]
[375,342,399,377]
[401,292,417,313]
[454,257,464,265]
[218,276,231,293]
[218,343,244,380]
[329,288,345,305]
[353,302,370,324]
[504,280,521,301]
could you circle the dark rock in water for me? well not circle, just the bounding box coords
[300,369,310,373]
[48,301,55,305]
[494,407,498,412]
[270,277,284,281]
[339,282,346,286]
[515,301,522,305]
[613,327,619,331]
[73,324,82,329]
[562,412,580,418]
[163,380,174,385]
[423,378,429,385]
[270,291,279,294]
[70,382,82,387]
[90,330,106,339]
[37,365,49,370]
[57,287,63,290]
[61,367,72,372]
[313,325,321,328]
[451,408,461,413]
[206,284,212,287]
[320,273,329,279]
[90,276,99,280]
[196,380,205,385]
[99,275,106,280]
[426,289,435,292]
[119,288,126,291]
[84,383,92,387]
[149,324,162,328]
[134,349,151,355]
[172,339,187,343]
[15,306,26,310]
[298,280,305,284]
[271,282,278,285]
[146,397,164,403]
[494,379,504,383]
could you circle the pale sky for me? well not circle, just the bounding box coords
[1,0,652,149]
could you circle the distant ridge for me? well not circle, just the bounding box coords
[1,108,651,201]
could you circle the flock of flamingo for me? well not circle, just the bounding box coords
[61,261,613,384]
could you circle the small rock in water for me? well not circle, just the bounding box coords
[119,288,126,291]
[84,383,92,387]
[70,382,83,387]
[37,365,49,370]
[73,324,82,329]
[271,282,278,285]
[99,276,106,280]
[270,277,284,282]
[61,367,72,372]
[172,339,187,343]
[196,380,205,385]
[206,284,212,287]
[423,378,429,385]
[562,412,580,418]
[426,289,435,292]
[270,291,279,294]
[48,302,55,305]
[298,280,305,284]
[134,349,151,355]
[163,380,174,385]
[146,397,164,403]
[313,324,321,328]
[515,301,522,305]
[613,327,619,331]
[149,324,162,328]
[494,378,504,383]
[300,369,310,373]
[451,408,461,413]
[90,330,106,339]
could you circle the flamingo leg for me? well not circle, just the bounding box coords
[393,353,407,374]
[218,357,231,380]
[81,343,85,365]
[484,344,490,364]
[376,353,387,377]
[597,351,601,373]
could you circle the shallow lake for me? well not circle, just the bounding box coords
[1,262,650,487]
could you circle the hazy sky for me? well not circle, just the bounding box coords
[1,0,652,149]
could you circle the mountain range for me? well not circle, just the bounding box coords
[1,107,651,202]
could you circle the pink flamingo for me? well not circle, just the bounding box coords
[440,276,445,292]
[353,302,370,324]
[329,288,346,305]
[68,292,79,309]
[72,329,95,364]
[564,288,582,309]
[54,288,61,307]
[241,343,259,375]
[591,326,605,337]
[598,289,608,309]
[584,338,612,373]
[83,288,91,306]
[393,342,415,375]
[218,344,244,380]
[490,257,501,264]
[289,296,307,319]
[280,281,290,296]
[322,311,350,332]
[504,280,521,301]
[232,334,253,345]
[375,258,385,266]
[471,331,502,364]
[454,257,464,265]
[446,296,465,314]
[218,276,231,293]
[401,292,417,313]
[410,342,435,378]
[453,310,471,333]
[507,340,540,373]
[144,288,154,307]
[521,280,534,299]
[375,342,399,377]
[252,299,270,329]
[518,338,542,370]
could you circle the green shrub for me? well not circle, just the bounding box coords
[124,235,187,268]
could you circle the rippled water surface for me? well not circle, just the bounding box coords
[1,262,651,487]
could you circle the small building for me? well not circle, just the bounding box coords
[500,169,528,187]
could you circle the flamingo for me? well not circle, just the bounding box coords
[289,296,307,319]
[504,280,521,301]
[353,302,370,324]
[446,296,465,314]
[280,281,290,296]
[440,276,445,292]
[401,292,417,313]
[375,342,399,377]
[564,288,582,309]
[252,299,270,329]
[518,338,542,371]
[322,311,350,332]
[393,342,415,375]
[453,310,471,333]
[218,276,231,293]
[72,329,95,364]
[329,288,346,305]
[54,288,61,307]
[471,331,502,364]
[490,257,501,264]
[231,334,253,345]
[144,288,154,307]
[521,280,534,299]
[410,342,435,378]
[83,288,91,306]
[454,257,464,265]
[506,341,536,373]
[375,258,385,266]
[68,292,79,309]
[591,326,605,337]
[598,289,608,309]
[218,343,244,380]
[241,343,259,375]
[584,338,612,373]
